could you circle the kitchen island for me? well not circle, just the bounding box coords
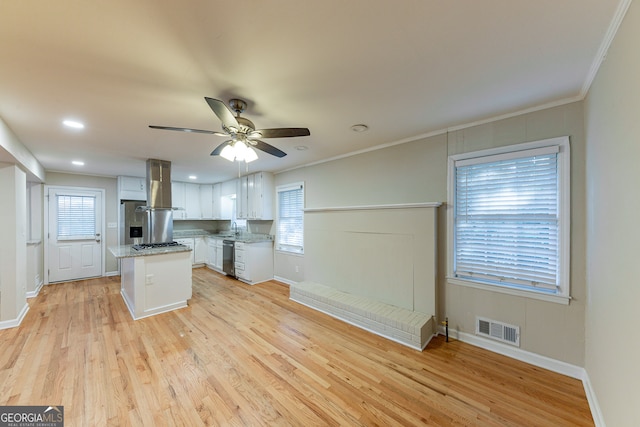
[109,244,192,320]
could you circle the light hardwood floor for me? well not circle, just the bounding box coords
[0,268,593,426]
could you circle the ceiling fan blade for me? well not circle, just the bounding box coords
[253,128,310,138]
[250,139,287,158]
[149,125,216,134]
[205,97,239,130]
[210,140,233,156]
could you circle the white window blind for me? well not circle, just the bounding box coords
[57,194,96,239]
[454,146,560,292]
[277,183,304,254]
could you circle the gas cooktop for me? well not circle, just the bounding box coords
[132,242,184,251]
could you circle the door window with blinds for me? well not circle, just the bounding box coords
[276,182,304,254]
[57,194,96,240]
[448,137,570,302]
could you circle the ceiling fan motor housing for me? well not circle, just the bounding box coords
[229,98,247,114]
[236,116,256,132]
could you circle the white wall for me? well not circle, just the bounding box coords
[305,205,438,314]
[276,102,587,366]
[584,1,640,425]
[445,102,586,366]
[26,182,43,296]
[0,163,28,325]
[0,117,45,182]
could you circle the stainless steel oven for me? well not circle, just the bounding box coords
[222,240,235,277]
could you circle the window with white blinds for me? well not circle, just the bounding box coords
[449,137,570,299]
[276,183,304,254]
[57,194,96,240]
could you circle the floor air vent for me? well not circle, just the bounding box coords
[476,317,520,347]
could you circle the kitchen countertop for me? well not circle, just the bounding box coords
[207,234,274,243]
[173,229,213,238]
[109,244,192,259]
[173,230,274,243]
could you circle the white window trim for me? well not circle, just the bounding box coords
[446,136,571,305]
[276,181,305,255]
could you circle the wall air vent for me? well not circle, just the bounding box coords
[476,317,520,347]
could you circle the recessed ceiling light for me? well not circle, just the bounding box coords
[63,120,85,129]
[188,175,197,180]
[295,145,309,151]
[72,160,85,166]
[351,124,369,132]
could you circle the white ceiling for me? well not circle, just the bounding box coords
[0,0,624,183]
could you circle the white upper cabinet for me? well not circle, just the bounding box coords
[212,183,222,219]
[237,176,248,219]
[171,182,186,219]
[200,184,214,219]
[196,183,224,220]
[118,176,146,201]
[251,171,274,220]
[236,172,274,220]
[184,183,201,219]
[173,174,272,221]
[172,182,201,219]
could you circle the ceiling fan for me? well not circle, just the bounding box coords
[150,97,310,161]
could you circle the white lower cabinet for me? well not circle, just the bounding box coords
[234,241,273,285]
[215,240,223,270]
[206,238,224,272]
[194,237,207,265]
[176,237,207,266]
[207,239,216,268]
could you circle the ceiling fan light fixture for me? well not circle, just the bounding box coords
[244,146,258,162]
[220,144,237,161]
[220,140,259,163]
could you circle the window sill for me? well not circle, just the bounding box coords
[447,277,571,305]
[275,249,304,257]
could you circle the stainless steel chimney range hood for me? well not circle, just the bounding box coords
[146,158,172,209]
[137,159,175,244]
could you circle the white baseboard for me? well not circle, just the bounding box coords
[581,370,606,427]
[26,280,44,298]
[438,325,583,378]
[437,326,605,426]
[0,303,30,330]
[105,270,119,277]
[273,276,296,286]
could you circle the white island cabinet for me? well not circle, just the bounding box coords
[175,238,195,263]
[110,246,192,320]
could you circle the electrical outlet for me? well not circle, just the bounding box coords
[295,265,300,273]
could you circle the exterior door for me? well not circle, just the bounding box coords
[47,187,103,283]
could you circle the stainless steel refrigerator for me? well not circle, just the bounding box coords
[120,200,146,245]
